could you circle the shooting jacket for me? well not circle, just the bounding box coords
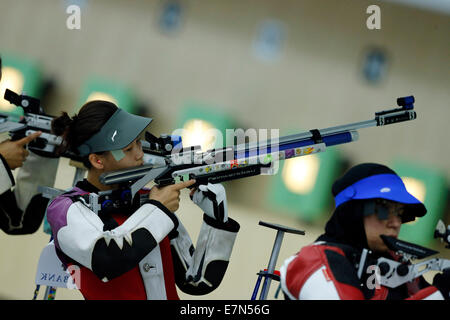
[0,152,58,234]
[46,179,240,300]
[279,196,444,300]
[280,241,444,300]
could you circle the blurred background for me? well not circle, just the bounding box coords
[0,0,449,300]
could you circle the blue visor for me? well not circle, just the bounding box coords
[334,173,422,208]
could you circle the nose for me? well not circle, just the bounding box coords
[136,145,144,162]
[388,214,402,230]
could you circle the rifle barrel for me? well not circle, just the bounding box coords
[100,100,417,189]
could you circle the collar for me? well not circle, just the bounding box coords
[75,179,100,193]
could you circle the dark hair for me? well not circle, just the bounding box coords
[52,100,118,168]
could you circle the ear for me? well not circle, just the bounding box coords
[88,154,104,170]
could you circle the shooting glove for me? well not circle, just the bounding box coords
[433,267,450,300]
[190,183,228,223]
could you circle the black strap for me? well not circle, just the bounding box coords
[0,153,15,188]
[310,129,323,144]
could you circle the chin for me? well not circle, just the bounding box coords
[374,245,390,254]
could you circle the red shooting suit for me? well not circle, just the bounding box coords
[47,179,240,300]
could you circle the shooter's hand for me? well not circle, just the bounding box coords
[149,179,196,213]
[190,183,228,223]
[433,267,450,300]
[0,131,42,170]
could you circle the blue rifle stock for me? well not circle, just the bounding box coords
[99,95,417,199]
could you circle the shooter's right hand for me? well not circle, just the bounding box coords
[0,131,42,170]
[149,179,196,213]
[433,267,450,300]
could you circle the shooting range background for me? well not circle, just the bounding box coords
[0,0,449,299]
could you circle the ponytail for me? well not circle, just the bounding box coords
[51,100,118,167]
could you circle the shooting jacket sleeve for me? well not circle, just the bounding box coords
[406,285,444,300]
[280,244,366,300]
[170,214,240,295]
[47,195,179,282]
[0,152,57,234]
[13,152,58,211]
[280,243,445,300]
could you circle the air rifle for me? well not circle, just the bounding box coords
[1,89,419,208]
[357,220,450,289]
[99,95,418,199]
[0,89,70,158]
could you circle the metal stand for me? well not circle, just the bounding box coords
[251,221,305,300]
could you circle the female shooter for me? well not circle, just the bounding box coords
[46,100,240,299]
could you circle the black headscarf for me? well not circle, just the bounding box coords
[316,163,426,251]
[317,200,369,251]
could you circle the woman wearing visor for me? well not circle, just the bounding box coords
[46,100,240,300]
[280,163,449,300]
